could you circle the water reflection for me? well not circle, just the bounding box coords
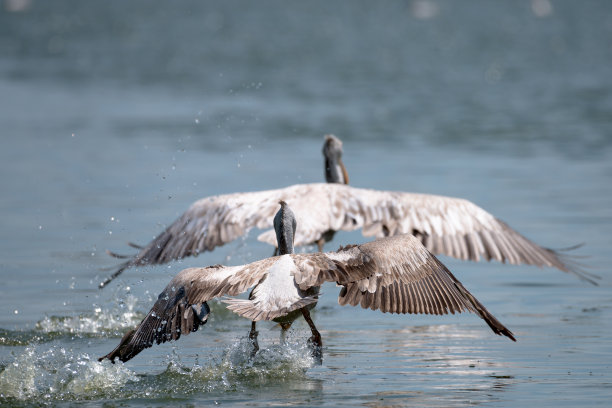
[319,322,517,407]
[356,371,514,407]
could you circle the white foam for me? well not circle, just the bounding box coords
[0,345,137,401]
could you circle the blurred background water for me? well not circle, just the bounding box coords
[0,0,611,406]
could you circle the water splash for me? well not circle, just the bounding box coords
[210,335,315,384]
[35,295,144,338]
[141,334,317,396]
[2,295,248,350]
[0,334,315,403]
[0,295,145,349]
[0,345,138,402]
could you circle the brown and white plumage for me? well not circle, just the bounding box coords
[103,182,595,288]
[98,233,515,363]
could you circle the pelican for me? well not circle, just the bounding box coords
[100,135,595,289]
[98,201,515,364]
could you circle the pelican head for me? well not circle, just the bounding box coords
[323,134,349,185]
[274,200,297,255]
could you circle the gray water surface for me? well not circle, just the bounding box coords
[1,1,611,406]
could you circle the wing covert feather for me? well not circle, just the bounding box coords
[290,234,516,341]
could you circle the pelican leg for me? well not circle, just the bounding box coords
[316,230,335,252]
[279,322,292,345]
[248,321,259,358]
[300,308,322,363]
[316,239,325,253]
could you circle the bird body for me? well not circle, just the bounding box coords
[99,205,516,364]
[224,254,319,323]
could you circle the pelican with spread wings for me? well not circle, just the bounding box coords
[100,135,595,289]
[99,201,515,364]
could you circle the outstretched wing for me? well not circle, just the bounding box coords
[257,184,595,284]
[291,234,516,341]
[101,183,336,288]
[104,183,594,288]
[98,258,276,363]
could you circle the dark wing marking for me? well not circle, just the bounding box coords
[99,258,275,362]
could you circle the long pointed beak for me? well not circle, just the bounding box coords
[339,158,349,185]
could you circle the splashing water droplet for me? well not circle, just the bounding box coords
[0,345,138,400]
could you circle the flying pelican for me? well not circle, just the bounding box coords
[100,135,595,289]
[98,201,515,364]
